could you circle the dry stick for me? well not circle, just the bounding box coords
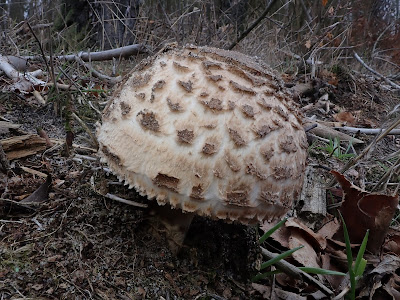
[57,66,85,97]
[226,0,279,50]
[24,44,148,62]
[48,27,59,94]
[26,22,54,87]
[89,174,147,209]
[299,0,312,24]
[260,247,334,297]
[71,112,99,149]
[158,0,180,44]
[353,51,400,90]
[337,126,400,135]
[373,155,400,192]
[104,193,148,208]
[74,54,122,84]
[328,115,400,187]
[46,82,78,91]
[372,23,395,56]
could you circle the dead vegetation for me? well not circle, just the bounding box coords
[0,0,400,299]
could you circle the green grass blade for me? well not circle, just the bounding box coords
[354,229,369,276]
[339,211,356,299]
[260,246,303,270]
[355,258,367,277]
[252,269,282,282]
[299,267,346,276]
[339,212,353,266]
[259,218,287,244]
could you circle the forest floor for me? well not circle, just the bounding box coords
[0,56,400,299]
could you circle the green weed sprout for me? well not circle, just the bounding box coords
[253,218,346,282]
[317,137,355,160]
[339,212,369,300]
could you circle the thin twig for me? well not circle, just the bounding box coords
[71,112,99,149]
[353,52,400,90]
[299,0,312,24]
[104,193,148,208]
[328,115,400,186]
[260,247,334,296]
[372,155,400,192]
[226,0,279,50]
[74,54,122,84]
[26,21,52,83]
[336,126,400,135]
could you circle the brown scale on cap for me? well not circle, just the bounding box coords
[177,129,194,144]
[97,45,307,224]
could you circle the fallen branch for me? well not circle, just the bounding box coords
[336,126,400,135]
[303,121,364,144]
[1,134,47,160]
[0,54,45,92]
[23,44,149,62]
[353,52,400,90]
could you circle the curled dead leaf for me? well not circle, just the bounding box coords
[331,170,399,254]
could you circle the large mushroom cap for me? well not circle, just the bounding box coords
[97,45,307,224]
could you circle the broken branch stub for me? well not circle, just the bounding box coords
[97,45,308,224]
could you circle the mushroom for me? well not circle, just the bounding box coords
[97,45,307,228]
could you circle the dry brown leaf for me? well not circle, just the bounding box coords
[318,217,340,239]
[274,286,307,299]
[260,220,290,248]
[305,40,312,49]
[333,111,356,125]
[285,218,327,250]
[320,254,345,289]
[137,286,146,298]
[20,174,52,203]
[251,283,271,299]
[289,230,320,269]
[383,229,400,255]
[361,255,400,299]
[332,170,399,254]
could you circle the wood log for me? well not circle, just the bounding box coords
[304,121,364,145]
[1,134,47,160]
[299,166,327,223]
